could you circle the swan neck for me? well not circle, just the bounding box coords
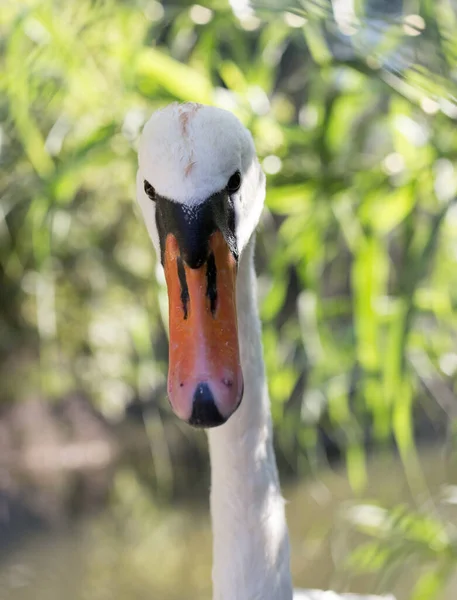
[208,236,293,600]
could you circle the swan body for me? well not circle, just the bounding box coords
[136,103,395,600]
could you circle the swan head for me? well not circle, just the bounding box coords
[136,103,265,428]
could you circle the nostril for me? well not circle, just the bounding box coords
[189,383,226,428]
[180,382,184,387]
[222,378,233,388]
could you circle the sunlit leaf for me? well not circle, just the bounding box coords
[136,48,213,104]
[266,184,312,215]
[359,187,415,234]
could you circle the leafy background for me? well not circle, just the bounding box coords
[2,0,457,598]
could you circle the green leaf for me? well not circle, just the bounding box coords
[136,48,213,104]
[411,568,448,600]
[266,184,312,215]
[360,187,416,234]
[352,236,388,370]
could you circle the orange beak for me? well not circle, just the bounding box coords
[163,231,243,427]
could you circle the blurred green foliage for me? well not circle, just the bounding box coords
[347,497,457,599]
[2,0,457,489]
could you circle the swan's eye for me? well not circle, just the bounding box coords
[144,180,156,201]
[226,171,241,194]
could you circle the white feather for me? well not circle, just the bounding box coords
[136,103,395,600]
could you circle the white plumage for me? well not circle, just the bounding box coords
[137,102,395,600]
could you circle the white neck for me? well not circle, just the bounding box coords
[208,236,293,600]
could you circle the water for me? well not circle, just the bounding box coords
[1,446,456,600]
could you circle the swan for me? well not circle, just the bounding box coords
[136,102,395,600]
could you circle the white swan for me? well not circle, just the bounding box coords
[136,103,394,600]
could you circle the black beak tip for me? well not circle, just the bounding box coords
[188,383,227,428]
